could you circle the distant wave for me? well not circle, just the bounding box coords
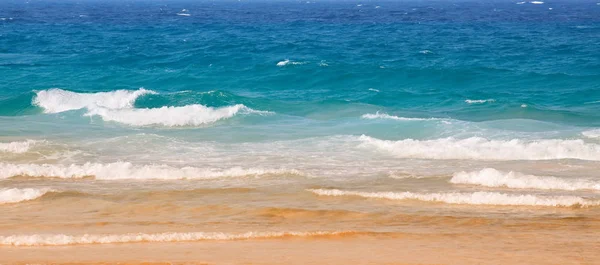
[33,88,155,114]
[0,188,53,204]
[361,112,443,121]
[359,135,600,161]
[85,104,270,127]
[0,140,42,153]
[465,99,495,104]
[32,88,271,126]
[308,189,598,207]
[0,162,303,180]
[530,1,544,4]
[0,231,356,246]
[451,168,600,191]
[276,59,307,67]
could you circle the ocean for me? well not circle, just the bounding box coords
[1,0,599,263]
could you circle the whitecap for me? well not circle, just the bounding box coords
[0,140,42,154]
[33,88,155,114]
[361,112,443,121]
[530,1,544,4]
[359,135,600,161]
[465,99,495,104]
[451,168,600,191]
[308,189,598,207]
[367,88,380,92]
[0,188,53,204]
[85,104,271,127]
[276,59,307,67]
[419,50,433,54]
[582,129,600,139]
[0,162,303,180]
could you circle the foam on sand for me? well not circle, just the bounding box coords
[359,135,600,161]
[0,231,354,246]
[451,168,600,191]
[0,162,303,180]
[85,104,270,127]
[308,189,599,207]
[0,188,53,204]
[33,88,155,113]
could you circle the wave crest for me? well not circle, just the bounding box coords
[0,140,41,154]
[0,162,303,180]
[0,188,53,204]
[361,112,443,121]
[359,135,600,161]
[33,88,155,113]
[308,189,599,207]
[451,168,600,191]
[582,129,600,139]
[465,99,495,104]
[85,104,270,127]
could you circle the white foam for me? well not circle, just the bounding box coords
[308,189,598,207]
[419,50,433,54]
[361,112,442,121]
[276,59,306,67]
[530,1,544,4]
[465,99,495,104]
[582,129,600,139]
[0,231,350,246]
[177,13,191,16]
[85,104,269,127]
[0,140,41,153]
[0,162,303,180]
[451,168,600,191]
[359,135,600,161]
[0,188,52,204]
[516,1,526,4]
[368,88,380,92]
[33,88,155,113]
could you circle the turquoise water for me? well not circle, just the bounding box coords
[1,0,600,190]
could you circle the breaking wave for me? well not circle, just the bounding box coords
[0,162,303,180]
[0,140,42,153]
[33,88,155,114]
[85,104,269,127]
[308,189,599,207]
[450,168,600,191]
[359,135,600,161]
[361,112,443,121]
[0,188,53,204]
